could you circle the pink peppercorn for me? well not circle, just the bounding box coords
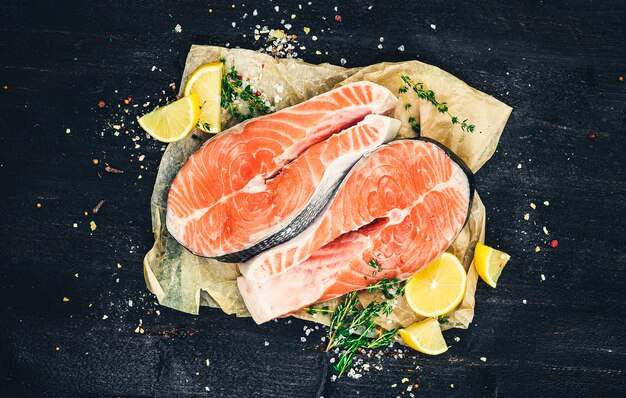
[550,240,558,248]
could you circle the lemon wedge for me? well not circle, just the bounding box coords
[404,252,467,317]
[183,62,223,133]
[398,318,448,355]
[474,243,511,288]
[138,93,200,143]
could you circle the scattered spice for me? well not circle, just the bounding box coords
[523,213,530,221]
[90,221,97,231]
[104,165,124,173]
[550,239,559,248]
[2,85,7,90]
[98,100,106,108]
[587,131,597,140]
[36,202,42,208]
[399,75,476,134]
[619,75,624,82]
[92,158,99,165]
[335,15,342,22]
[92,199,105,214]
[62,297,70,302]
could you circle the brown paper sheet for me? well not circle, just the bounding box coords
[144,45,512,330]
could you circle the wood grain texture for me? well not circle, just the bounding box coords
[0,0,624,397]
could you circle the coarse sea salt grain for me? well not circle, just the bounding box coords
[398,45,405,51]
[430,23,437,30]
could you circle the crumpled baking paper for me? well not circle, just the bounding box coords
[144,45,512,331]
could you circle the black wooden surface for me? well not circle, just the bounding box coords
[1,1,625,397]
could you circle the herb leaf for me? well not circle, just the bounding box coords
[399,74,477,134]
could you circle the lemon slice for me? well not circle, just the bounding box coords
[183,62,223,133]
[398,318,448,355]
[404,252,467,317]
[474,243,511,288]
[138,94,200,143]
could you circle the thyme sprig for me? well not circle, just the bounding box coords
[218,57,273,121]
[325,274,406,377]
[399,74,476,134]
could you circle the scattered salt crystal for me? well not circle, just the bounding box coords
[523,213,530,221]
[401,378,409,383]
[543,226,549,235]
[517,163,522,169]
[530,202,537,209]
[430,23,437,30]
[66,128,71,134]
[173,24,182,33]
[450,384,455,388]
[300,337,306,342]
[379,37,384,42]
[543,200,550,206]
[156,310,160,316]
[232,22,236,28]
[340,58,347,65]
[330,357,336,363]
[73,223,78,228]
[138,154,145,161]
[128,300,133,307]
[312,35,318,41]
[398,45,405,51]
[377,44,383,49]
[480,356,487,362]
[264,341,270,346]
[523,299,527,304]
[291,14,296,19]
[284,23,292,29]
[253,9,258,16]
[391,384,397,388]
[274,6,279,12]
[303,27,310,34]
[102,315,108,320]
[454,336,460,342]
[541,274,546,281]
[535,246,541,252]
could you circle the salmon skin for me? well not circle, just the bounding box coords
[238,139,474,324]
[166,82,399,261]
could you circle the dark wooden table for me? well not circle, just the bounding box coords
[1,1,624,397]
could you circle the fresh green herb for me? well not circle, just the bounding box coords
[197,122,212,131]
[305,305,332,315]
[368,259,382,271]
[399,74,476,134]
[218,57,273,121]
[325,273,406,377]
[438,315,450,325]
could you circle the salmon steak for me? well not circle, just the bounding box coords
[238,139,474,324]
[166,82,398,261]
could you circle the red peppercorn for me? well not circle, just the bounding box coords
[98,100,106,108]
[335,15,342,22]
[237,74,243,80]
[254,90,261,97]
[550,239,558,248]
[587,131,597,140]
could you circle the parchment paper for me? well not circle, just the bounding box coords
[144,45,512,331]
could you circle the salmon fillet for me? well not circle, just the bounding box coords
[238,139,473,324]
[166,82,398,260]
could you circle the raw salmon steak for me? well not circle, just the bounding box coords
[166,82,398,261]
[238,139,474,324]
